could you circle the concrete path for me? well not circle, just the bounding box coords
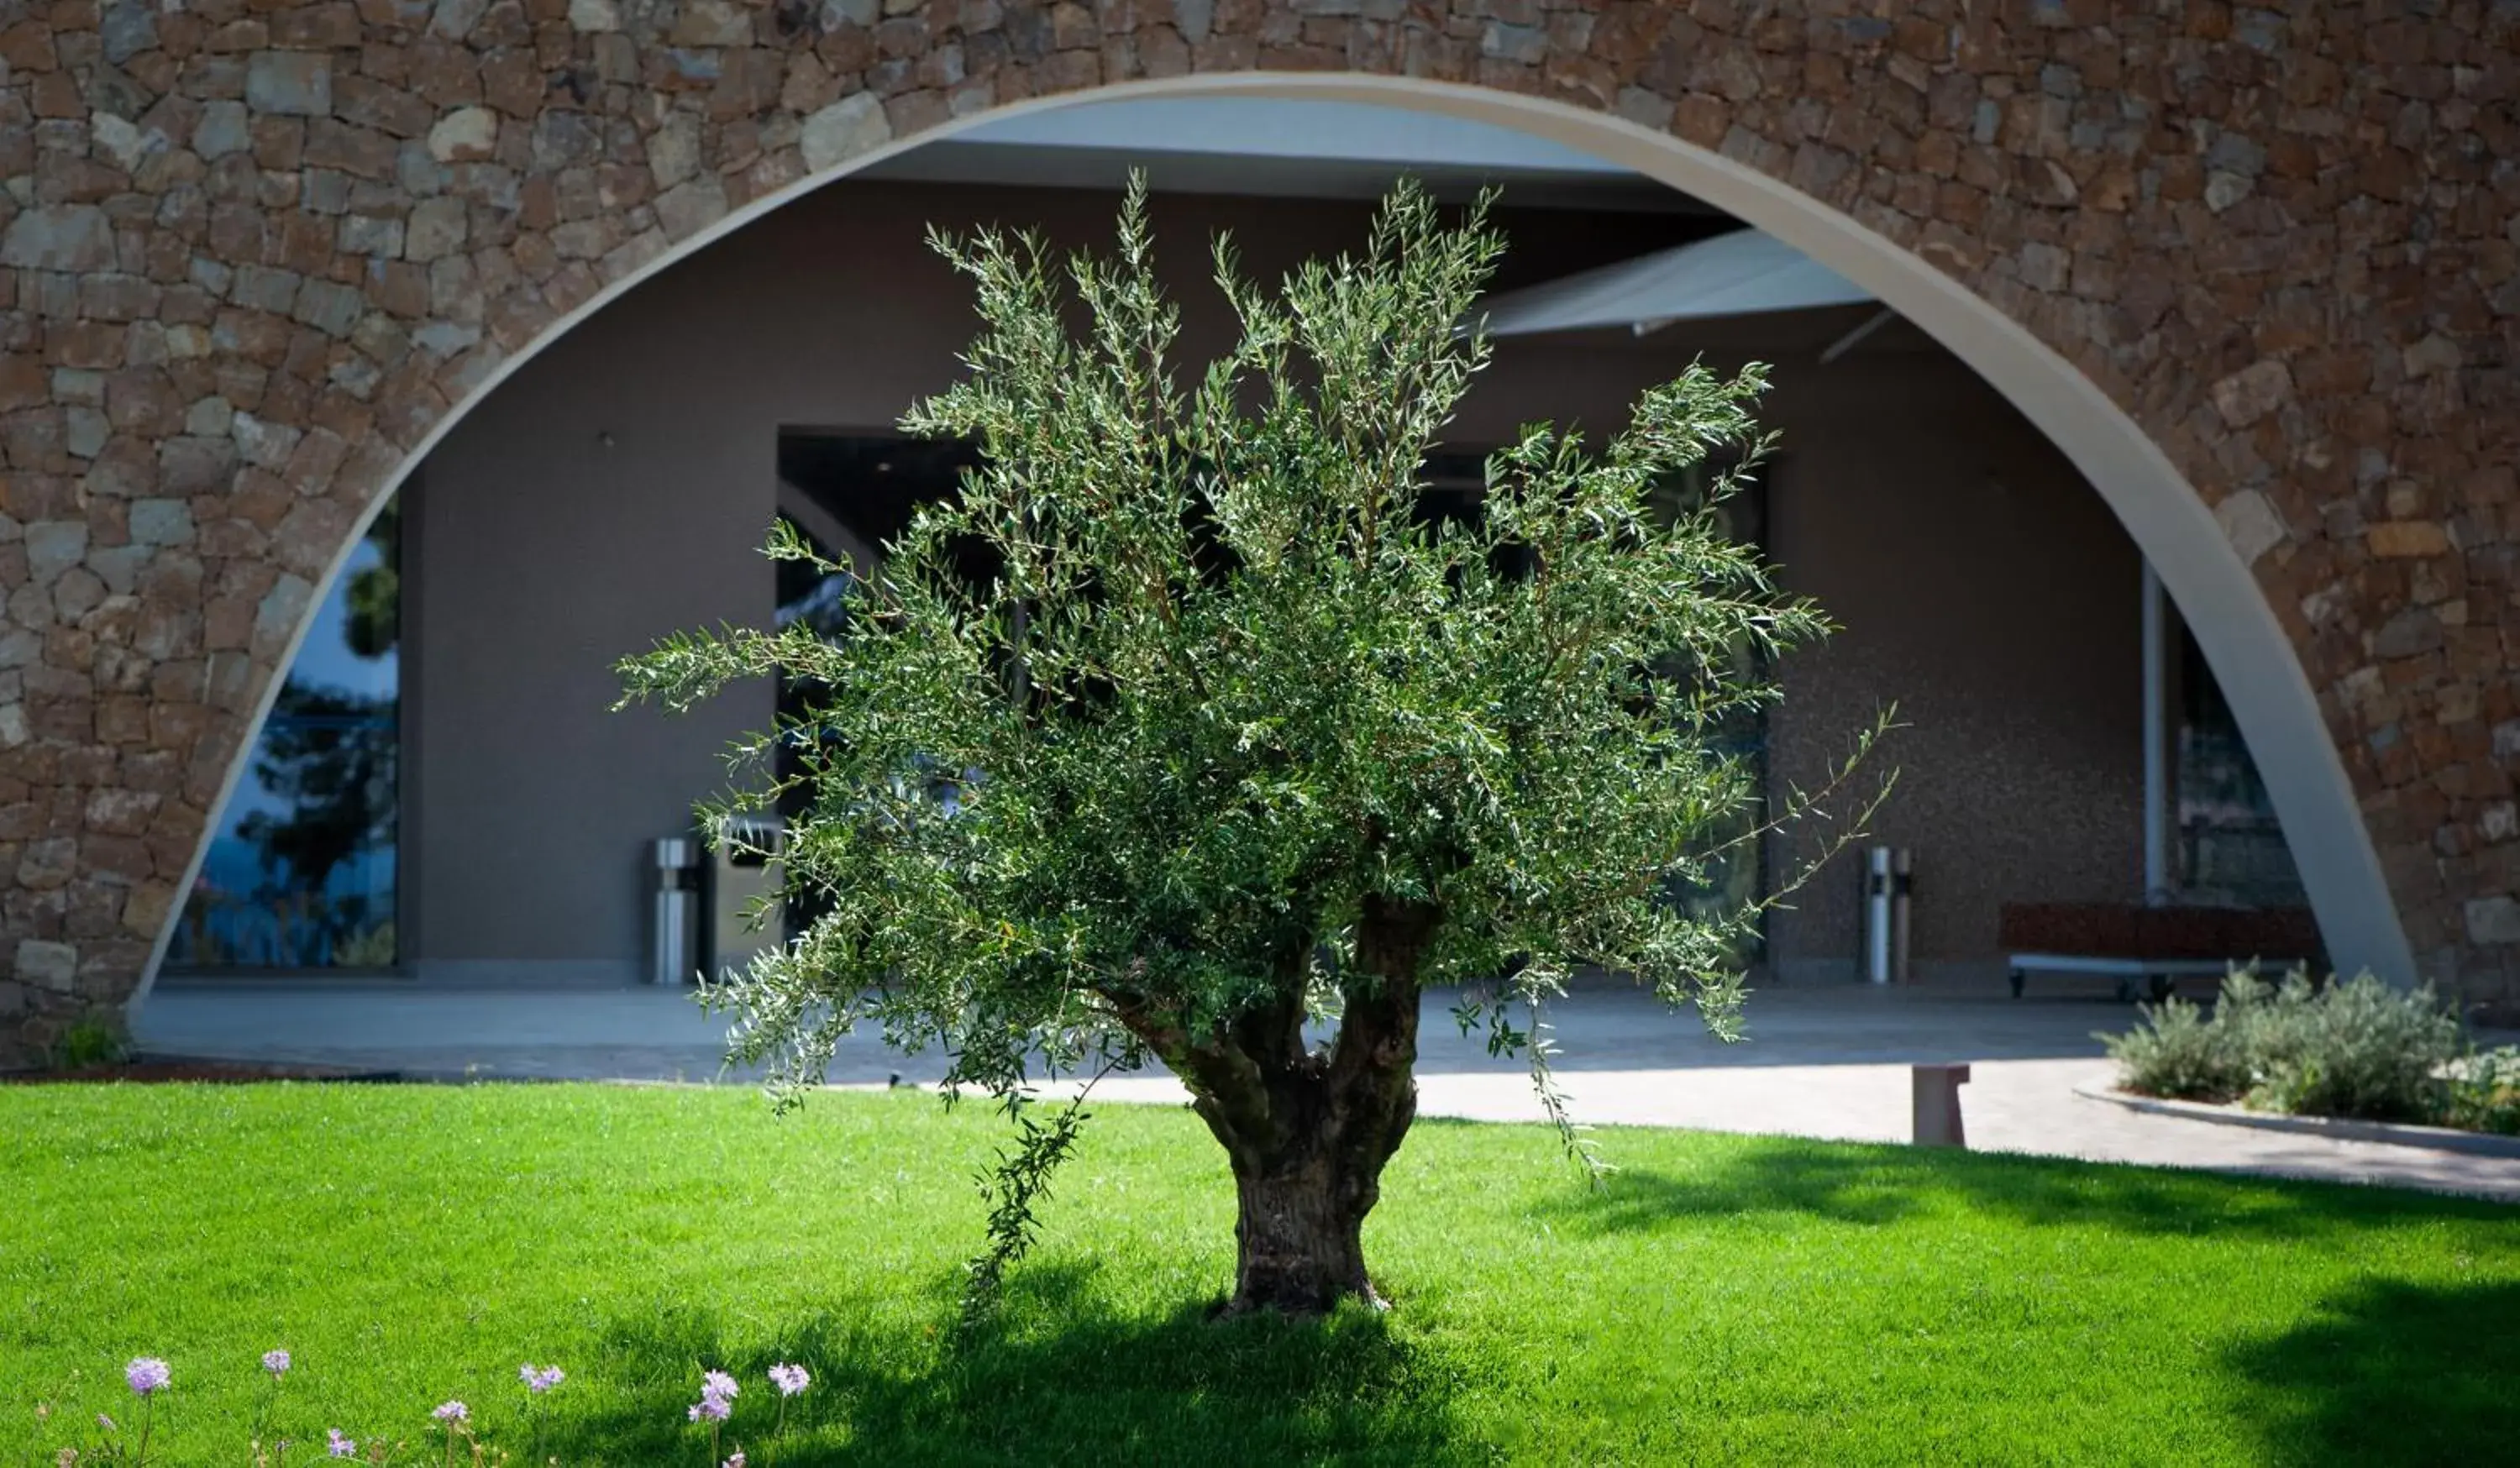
[134,980,2520,1203]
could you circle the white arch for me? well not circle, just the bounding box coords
[137,73,2414,1009]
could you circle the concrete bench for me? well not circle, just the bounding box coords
[1998,901,2320,1002]
[1913,1062,1970,1147]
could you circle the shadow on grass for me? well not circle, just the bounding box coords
[1536,1134,2515,1240]
[2223,1277,2520,1465]
[559,1261,1490,1465]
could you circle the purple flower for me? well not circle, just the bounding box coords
[521,1363,565,1392]
[688,1366,740,1424]
[97,1413,117,1432]
[263,1349,292,1378]
[724,1454,747,1468]
[432,1401,470,1424]
[768,1363,809,1397]
[125,1359,171,1397]
[328,1429,357,1459]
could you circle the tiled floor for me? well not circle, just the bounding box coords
[136,979,2520,1202]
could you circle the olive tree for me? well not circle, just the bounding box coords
[619,181,1880,1317]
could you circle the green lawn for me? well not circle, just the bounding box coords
[3,1084,2514,1465]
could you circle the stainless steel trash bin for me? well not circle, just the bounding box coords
[709,814,785,978]
[651,836,699,985]
[1861,845,1913,984]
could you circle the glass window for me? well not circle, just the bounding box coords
[774,435,987,940]
[171,498,402,969]
[2173,623,2306,907]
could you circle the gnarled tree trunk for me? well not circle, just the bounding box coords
[1219,965,1420,1313]
[1123,896,1436,1316]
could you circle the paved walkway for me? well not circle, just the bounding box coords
[135,980,2520,1203]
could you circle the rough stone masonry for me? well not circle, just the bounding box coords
[2,0,2517,1060]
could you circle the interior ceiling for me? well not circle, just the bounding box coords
[854,97,1937,359]
[858,139,1716,214]
[858,96,1719,215]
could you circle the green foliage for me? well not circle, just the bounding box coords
[2440,1046,2520,1136]
[343,495,400,659]
[2103,969,2470,1124]
[2228,970,2462,1123]
[2097,994,2248,1102]
[619,179,1882,1287]
[50,1020,127,1071]
[963,1091,1095,1329]
[332,920,398,969]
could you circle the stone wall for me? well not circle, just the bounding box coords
[3,0,2517,1057]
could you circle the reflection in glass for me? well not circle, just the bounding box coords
[771,437,996,940]
[2174,625,2306,907]
[171,499,401,969]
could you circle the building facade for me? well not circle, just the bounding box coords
[3,2,2517,1056]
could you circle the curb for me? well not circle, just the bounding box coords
[0,1055,405,1085]
[2073,1083,2520,1160]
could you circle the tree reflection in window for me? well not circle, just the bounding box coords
[171,499,400,969]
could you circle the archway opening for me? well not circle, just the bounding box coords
[140,78,2410,1020]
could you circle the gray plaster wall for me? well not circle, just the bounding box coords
[408,181,2143,986]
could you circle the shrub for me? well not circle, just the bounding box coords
[53,1018,127,1070]
[2229,970,2461,1123]
[2097,995,2249,1102]
[2100,968,2466,1125]
[2442,1046,2520,1136]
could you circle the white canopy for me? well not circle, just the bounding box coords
[1475,228,1873,337]
[955,97,1632,176]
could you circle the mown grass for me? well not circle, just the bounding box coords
[3,1083,2515,1465]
